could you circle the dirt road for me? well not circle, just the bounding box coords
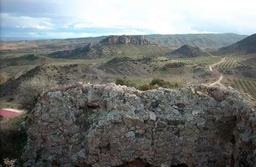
[207,58,226,87]
[209,58,226,72]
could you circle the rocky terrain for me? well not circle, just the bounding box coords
[21,83,256,167]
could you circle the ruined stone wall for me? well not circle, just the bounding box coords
[21,84,256,167]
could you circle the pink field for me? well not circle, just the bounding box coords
[0,108,23,118]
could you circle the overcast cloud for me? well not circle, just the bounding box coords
[1,0,255,39]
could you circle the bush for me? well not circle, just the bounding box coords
[150,78,180,88]
[115,77,136,87]
[17,75,57,109]
[161,62,185,71]
[115,77,180,91]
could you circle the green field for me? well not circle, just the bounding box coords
[217,57,242,69]
[232,78,256,98]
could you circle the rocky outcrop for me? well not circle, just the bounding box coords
[100,35,153,45]
[21,84,256,167]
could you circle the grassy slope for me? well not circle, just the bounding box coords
[167,44,207,57]
[47,44,171,59]
[146,33,247,49]
[0,36,105,58]
[217,33,256,54]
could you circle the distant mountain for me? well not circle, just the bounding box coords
[48,35,168,59]
[218,33,256,54]
[146,33,247,49]
[167,44,206,58]
[47,34,248,59]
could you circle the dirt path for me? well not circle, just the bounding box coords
[207,58,226,87]
[209,58,226,72]
[209,74,224,87]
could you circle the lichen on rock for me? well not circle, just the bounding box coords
[21,84,256,167]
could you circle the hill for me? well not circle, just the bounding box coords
[146,33,247,49]
[99,57,154,76]
[217,33,256,54]
[1,34,246,59]
[166,44,206,58]
[0,36,105,59]
[48,35,169,59]
[0,64,108,98]
[0,54,48,68]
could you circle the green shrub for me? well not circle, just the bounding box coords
[150,78,180,88]
[17,75,57,109]
[161,62,185,71]
[115,77,136,87]
[116,77,180,91]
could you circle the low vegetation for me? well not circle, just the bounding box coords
[17,75,58,109]
[161,62,185,71]
[116,77,180,91]
[150,78,180,88]
[218,57,241,69]
[232,78,256,98]
[115,77,136,87]
[0,113,27,166]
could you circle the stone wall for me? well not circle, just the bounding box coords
[21,84,256,167]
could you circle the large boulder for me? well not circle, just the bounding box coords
[21,84,256,167]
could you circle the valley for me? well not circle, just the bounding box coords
[1,34,256,109]
[0,33,256,166]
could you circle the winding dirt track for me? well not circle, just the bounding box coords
[209,58,226,72]
[208,58,226,87]
[0,58,227,118]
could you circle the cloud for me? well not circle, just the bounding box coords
[1,0,256,39]
[1,13,55,30]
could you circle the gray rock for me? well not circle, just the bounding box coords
[21,83,256,167]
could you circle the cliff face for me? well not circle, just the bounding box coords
[100,35,153,45]
[21,84,256,167]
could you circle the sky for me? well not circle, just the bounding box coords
[1,0,256,39]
